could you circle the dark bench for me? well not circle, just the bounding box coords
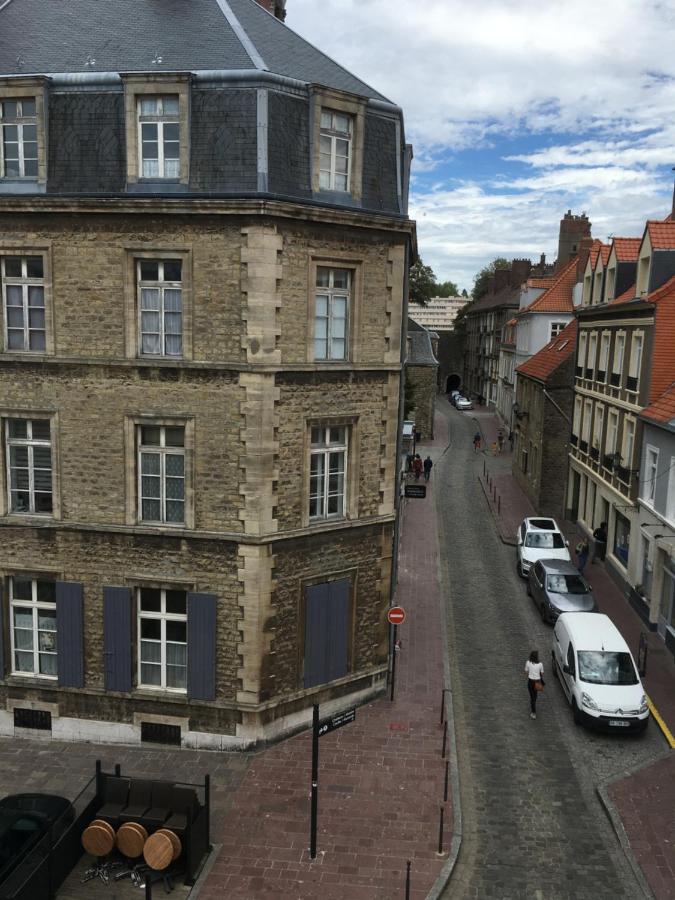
[97,776,200,835]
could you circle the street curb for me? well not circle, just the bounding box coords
[426,430,463,900]
[186,842,222,898]
[477,474,517,546]
[595,760,666,900]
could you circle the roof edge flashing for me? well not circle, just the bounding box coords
[214,0,268,71]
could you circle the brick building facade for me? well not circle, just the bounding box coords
[0,1,414,748]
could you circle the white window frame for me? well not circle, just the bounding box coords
[137,587,187,692]
[593,403,604,450]
[643,445,659,506]
[0,97,38,179]
[549,321,567,340]
[582,400,592,444]
[622,417,635,470]
[319,109,352,192]
[9,576,57,678]
[628,332,643,388]
[599,332,610,379]
[314,266,350,361]
[1,254,45,352]
[137,95,180,180]
[612,332,625,379]
[137,259,183,357]
[573,396,582,438]
[5,417,52,515]
[606,410,619,459]
[309,424,348,520]
[587,332,597,375]
[137,424,185,525]
[666,456,675,524]
[577,332,587,372]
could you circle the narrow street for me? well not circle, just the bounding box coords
[435,400,666,899]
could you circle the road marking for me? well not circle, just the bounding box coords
[647,696,675,748]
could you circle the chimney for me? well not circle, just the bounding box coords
[493,268,510,293]
[509,258,531,287]
[576,236,594,282]
[253,0,287,19]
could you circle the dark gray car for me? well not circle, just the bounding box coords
[527,558,597,623]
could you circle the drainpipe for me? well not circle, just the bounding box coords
[542,388,571,424]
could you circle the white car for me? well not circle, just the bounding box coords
[516,517,571,578]
[455,396,473,410]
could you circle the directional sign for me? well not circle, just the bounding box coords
[387,606,406,626]
[405,484,426,498]
[318,708,356,737]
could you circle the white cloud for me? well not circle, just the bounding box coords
[288,1,675,289]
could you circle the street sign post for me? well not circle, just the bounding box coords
[310,703,356,858]
[388,607,406,701]
[404,484,426,499]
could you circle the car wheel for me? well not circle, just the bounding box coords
[540,603,548,623]
[572,700,582,725]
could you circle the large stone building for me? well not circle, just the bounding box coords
[0,0,415,748]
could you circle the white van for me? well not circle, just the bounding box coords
[551,613,649,733]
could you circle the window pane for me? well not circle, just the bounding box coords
[141,475,161,499]
[165,500,184,523]
[36,580,55,603]
[13,606,33,628]
[11,491,30,512]
[140,451,160,474]
[22,99,36,117]
[316,268,330,288]
[142,159,159,178]
[165,591,186,615]
[7,307,25,328]
[139,98,158,116]
[2,101,19,118]
[141,618,161,640]
[166,666,186,689]
[163,289,182,312]
[334,173,348,191]
[164,426,184,447]
[141,287,160,310]
[334,114,351,134]
[330,338,346,359]
[39,653,57,676]
[141,663,162,686]
[28,285,44,307]
[142,499,161,520]
[14,651,34,673]
[141,333,161,355]
[8,419,28,438]
[140,588,161,612]
[164,334,182,355]
[140,426,161,446]
[165,454,184,478]
[315,294,328,317]
[140,260,159,281]
[23,158,38,177]
[166,621,186,644]
[162,96,179,115]
[14,628,33,650]
[320,110,332,129]
[3,257,22,278]
[141,122,158,142]
[163,260,182,282]
[25,257,43,278]
[311,427,323,446]
[12,578,32,601]
[32,445,52,469]
[34,492,53,513]
[165,477,184,501]
[163,158,179,178]
[329,426,345,444]
[31,419,50,440]
[163,123,179,143]
[335,155,348,174]
[319,170,331,190]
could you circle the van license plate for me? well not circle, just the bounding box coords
[608,719,629,727]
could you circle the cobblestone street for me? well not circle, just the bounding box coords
[436,400,667,899]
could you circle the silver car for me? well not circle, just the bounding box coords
[527,559,597,623]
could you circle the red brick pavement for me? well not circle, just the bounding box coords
[198,422,452,899]
[476,407,675,900]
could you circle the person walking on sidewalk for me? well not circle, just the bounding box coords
[524,650,545,719]
[473,431,482,452]
[592,522,607,563]
[576,537,590,574]
[423,455,433,481]
[413,454,423,480]
[497,430,505,453]
[508,430,514,452]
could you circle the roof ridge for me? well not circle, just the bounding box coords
[215,0,268,70]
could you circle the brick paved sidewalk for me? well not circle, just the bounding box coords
[476,408,675,900]
[196,421,453,899]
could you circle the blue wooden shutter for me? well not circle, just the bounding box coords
[103,587,132,693]
[56,581,84,688]
[304,578,350,689]
[327,578,349,682]
[0,582,4,679]
[187,592,216,701]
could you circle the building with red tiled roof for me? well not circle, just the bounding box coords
[512,320,577,517]
[637,380,675,661]
[579,240,610,306]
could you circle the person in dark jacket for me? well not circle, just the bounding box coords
[592,522,607,562]
[423,455,433,481]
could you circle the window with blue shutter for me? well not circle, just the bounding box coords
[303,578,350,689]
[103,586,132,692]
[55,581,84,688]
[187,592,217,701]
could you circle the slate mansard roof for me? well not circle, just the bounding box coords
[0,0,389,102]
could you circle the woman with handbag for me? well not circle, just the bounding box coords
[524,650,545,719]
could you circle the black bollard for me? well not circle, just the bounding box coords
[437,805,445,855]
[441,721,447,759]
[444,760,449,802]
[405,860,411,899]
[440,688,447,724]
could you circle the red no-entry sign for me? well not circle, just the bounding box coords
[387,606,406,625]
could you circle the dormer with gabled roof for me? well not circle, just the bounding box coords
[580,240,606,306]
[603,237,641,304]
[635,221,675,298]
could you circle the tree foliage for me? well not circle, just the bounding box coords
[435,279,460,298]
[471,257,509,301]
[408,258,437,306]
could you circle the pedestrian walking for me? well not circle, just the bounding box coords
[491,441,498,456]
[473,431,481,452]
[413,454,423,480]
[576,537,590,574]
[497,430,504,453]
[423,455,433,481]
[592,522,607,563]
[524,650,545,719]
[508,430,514,452]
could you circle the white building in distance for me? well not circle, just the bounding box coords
[409,296,468,331]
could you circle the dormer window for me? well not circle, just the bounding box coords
[593,269,603,305]
[320,110,352,192]
[0,98,37,178]
[137,96,180,179]
[605,266,616,303]
[636,253,650,296]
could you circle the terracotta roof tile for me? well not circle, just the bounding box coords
[641,382,675,427]
[612,237,641,262]
[598,244,611,265]
[587,239,606,270]
[519,258,577,314]
[527,276,554,289]
[649,276,675,402]
[516,320,577,382]
[646,220,675,250]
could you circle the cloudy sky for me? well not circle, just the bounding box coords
[289,0,675,291]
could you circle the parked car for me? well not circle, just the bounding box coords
[0,794,73,886]
[455,396,473,410]
[552,613,649,732]
[527,559,597,623]
[516,517,570,577]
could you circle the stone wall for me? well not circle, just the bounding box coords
[406,365,436,440]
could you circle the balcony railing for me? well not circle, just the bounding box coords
[602,454,615,469]
[616,465,630,483]
[570,433,578,446]
[590,446,599,461]
[585,368,594,380]
[579,439,588,453]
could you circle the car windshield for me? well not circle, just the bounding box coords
[577,651,638,685]
[547,574,588,594]
[525,532,564,549]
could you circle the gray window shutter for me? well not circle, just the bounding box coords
[56,581,84,688]
[304,578,350,689]
[0,582,4,679]
[187,592,216,701]
[103,587,132,693]
[327,578,349,682]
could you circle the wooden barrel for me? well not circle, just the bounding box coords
[143,831,173,870]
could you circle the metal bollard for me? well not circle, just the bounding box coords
[498,494,501,515]
[437,805,445,855]
[444,760,449,802]
[440,688,447,724]
[405,860,411,900]
[441,721,447,759]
